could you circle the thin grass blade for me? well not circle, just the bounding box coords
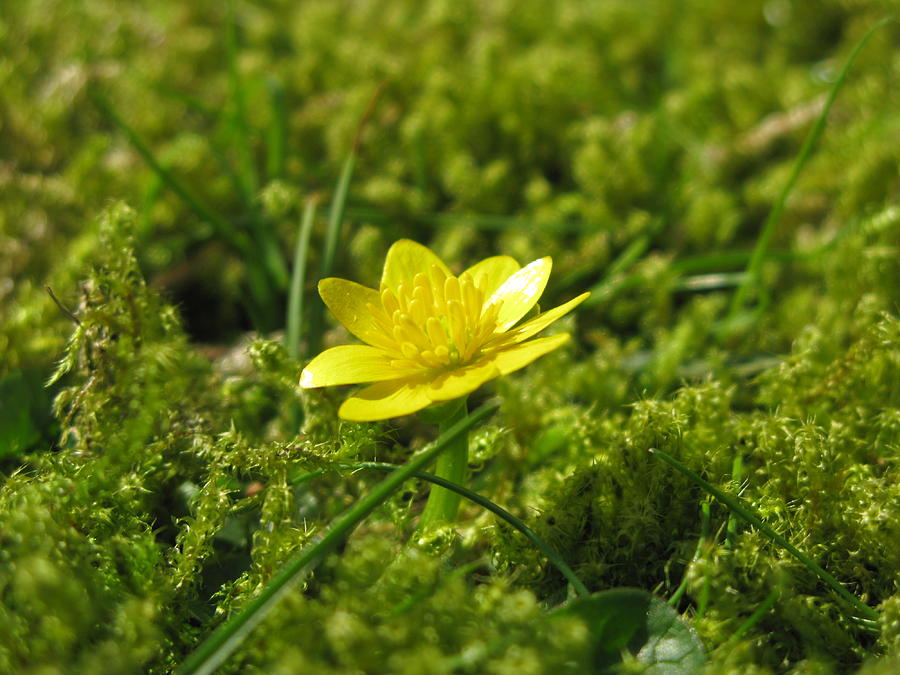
[265,76,287,181]
[224,0,258,198]
[285,198,318,360]
[726,19,892,321]
[649,448,879,623]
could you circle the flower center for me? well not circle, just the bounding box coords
[372,265,500,371]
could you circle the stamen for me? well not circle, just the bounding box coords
[381,288,400,316]
[444,276,462,304]
[399,313,430,349]
[429,265,448,314]
[412,283,433,315]
[461,276,481,328]
[447,299,468,355]
[419,350,443,368]
[390,358,421,371]
[395,282,410,312]
[413,272,429,290]
[426,316,448,349]
[462,336,481,362]
[408,297,428,326]
[400,341,419,360]
[376,264,505,371]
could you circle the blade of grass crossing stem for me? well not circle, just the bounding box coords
[175,401,499,675]
[648,448,879,622]
[286,198,318,360]
[349,462,589,598]
[726,19,891,322]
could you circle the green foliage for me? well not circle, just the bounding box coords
[1,1,899,673]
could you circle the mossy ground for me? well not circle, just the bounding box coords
[1,1,898,673]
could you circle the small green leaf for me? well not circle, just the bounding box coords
[551,588,706,674]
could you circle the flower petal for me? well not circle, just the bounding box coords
[490,333,571,375]
[485,257,552,331]
[426,360,500,403]
[460,256,520,297]
[300,345,412,388]
[338,377,433,421]
[381,239,451,291]
[504,292,590,343]
[318,278,387,347]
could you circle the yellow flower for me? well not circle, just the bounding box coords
[300,239,589,421]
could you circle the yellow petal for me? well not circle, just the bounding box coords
[381,239,451,292]
[485,257,552,331]
[504,292,590,343]
[300,345,411,388]
[491,333,570,375]
[460,256,520,297]
[318,278,388,347]
[426,360,500,403]
[338,377,433,421]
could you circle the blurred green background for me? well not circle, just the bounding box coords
[1,1,898,673]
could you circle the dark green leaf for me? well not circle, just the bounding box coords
[552,588,706,674]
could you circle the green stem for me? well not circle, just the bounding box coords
[669,499,710,607]
[418,400,469,530]
[649,448,879,622]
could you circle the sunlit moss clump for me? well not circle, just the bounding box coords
[2,0,899,672]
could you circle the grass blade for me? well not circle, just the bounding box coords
[306,154,355,357]
[345,205,587,234]
[582,217,665,307]
[306,83,385,356]
[90,89,250,256]
[649,448,879,623]
[668,499,711,607]
[174,401,499,675]
[224,1,289,293]
[265,76,287,181]
[721,586,781,650]
[224,0,257,198]
[726,19,892,322]
[285,198,318,360]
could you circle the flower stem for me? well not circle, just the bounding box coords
[418,399,469,530]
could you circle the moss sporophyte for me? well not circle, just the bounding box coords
[300,239,589,526]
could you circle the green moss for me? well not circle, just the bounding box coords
[2,1,899,672]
